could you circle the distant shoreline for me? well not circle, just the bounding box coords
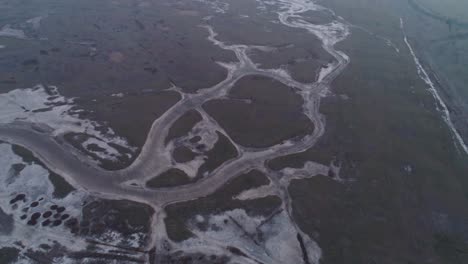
[421,51,468,153]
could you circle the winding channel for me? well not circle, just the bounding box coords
[0,0,350,210]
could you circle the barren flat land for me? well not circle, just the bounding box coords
[1,0,468,263]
